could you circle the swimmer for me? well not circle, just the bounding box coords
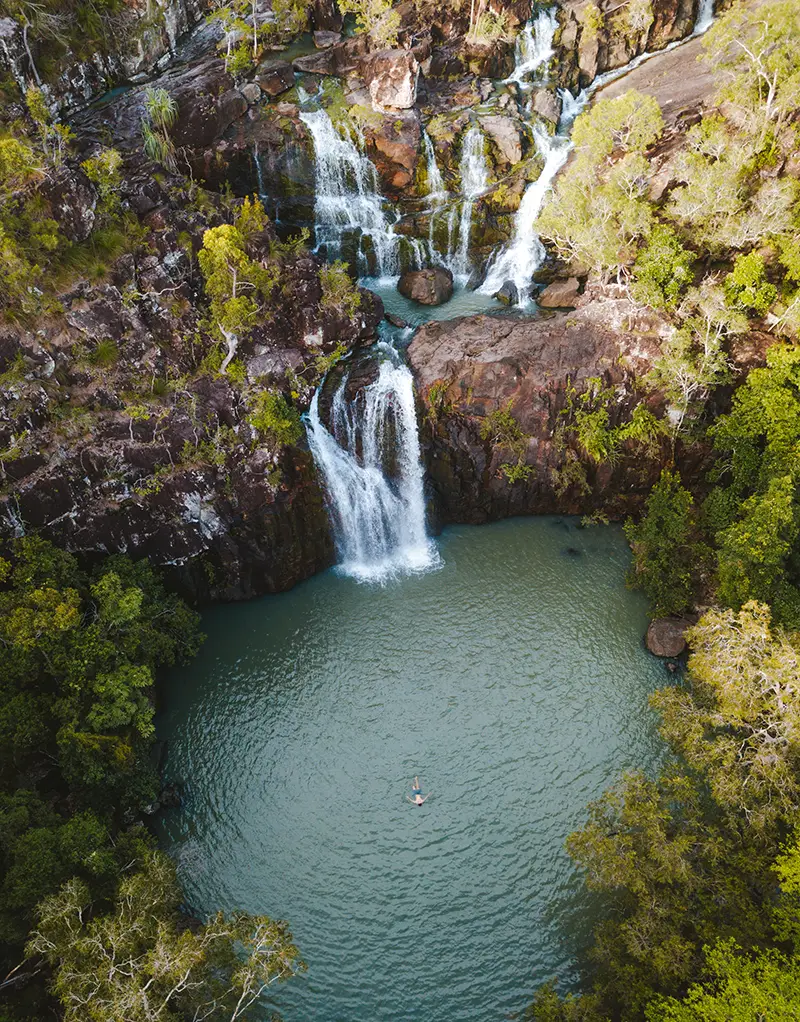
[407,778,429,805]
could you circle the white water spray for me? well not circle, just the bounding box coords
[300,108,399,278]
[479,125,571,301]
[506,8,558,86]
[694,0,715,35]
[452,126,489,276]
[423,131,448,205]
[305,359,437,581]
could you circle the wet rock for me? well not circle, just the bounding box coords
[256,60,295,96]
[386,313,408,328]
[646,617,690,658]
[240,82,262,104]
[362,49,419,111]
[531,87,562,126]
[494,280,519,306]
[159,782,182,808]
[398,267,453,306]
[479,114,522,166]
[313,30,341,48]
[537,277,581,309]
[466,265,486,291]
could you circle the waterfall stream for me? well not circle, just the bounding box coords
[452,126,490,277]
[300,108,400,278]
[305,357,437,581]
[506,8,558,86]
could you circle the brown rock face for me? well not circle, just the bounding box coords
[646,617,690,657]
[398,267,454,305]
[408,299,674,524]
[362,49,420,111]
[537,277,582,308]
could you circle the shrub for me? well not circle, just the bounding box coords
[248,391,303,447]
[319,261,361,317]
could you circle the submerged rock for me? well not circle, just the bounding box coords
[646,617,690,658]
[537,277,581,309]
[398,267,453,306]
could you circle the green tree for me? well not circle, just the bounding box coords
[654,601,800,827]
[538,91,663,278]
[631,226,694,310]
[704,0,800,144]
[338,0,401,47]
[248,390,303,447]
[27,849,304,1022]
[723,250,777,316]
[198,198,279,371]
[624,470,699,616]
[647,940,800,1021]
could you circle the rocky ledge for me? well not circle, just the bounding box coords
[409,293,692,525]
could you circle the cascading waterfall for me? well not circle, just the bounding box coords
[479,124,572,301]
[423,131,448,205]
[300,108,399,278]
[694,0,715,35]
[452,126,489,277]
[506,7,558,86]
[305,358,438,581]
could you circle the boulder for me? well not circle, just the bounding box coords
[466,265,486,291]
[479,114,522,165]
[240,82,262,105]
[398,267,453,306]
[646,617,689,658]
[362,49,419,111]
[256,60,295,95]
[313,30,341,48]
[494,280,519,305]
[537,277,581,309]
[531,87,562,126]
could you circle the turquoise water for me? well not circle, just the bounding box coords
[155,517,666,1022]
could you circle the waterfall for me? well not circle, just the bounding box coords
[305,359,438,581]
[452,126,489,277]
[506,8,558,86]
[479,125,572,302]
[694,0,715,35]
[299,108,399,279]
[423,131,448,205]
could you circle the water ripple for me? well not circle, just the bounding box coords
[155,518,667,1022]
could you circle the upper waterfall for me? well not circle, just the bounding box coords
[506,8,558,86]
[305,356,438,582]
[479,125,572,301]
[300,108,399,279]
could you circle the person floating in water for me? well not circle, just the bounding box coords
[407,777,429,805]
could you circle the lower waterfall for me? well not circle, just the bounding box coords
[305,357,438,582]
